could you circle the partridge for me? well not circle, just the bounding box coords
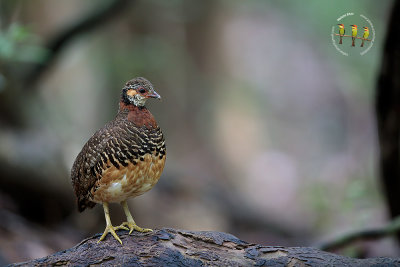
[71,77,166,244]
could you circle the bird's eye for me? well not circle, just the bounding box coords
[139,88,146,94]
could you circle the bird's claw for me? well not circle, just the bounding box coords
[98,224,123,244]
[117,221,153,234]
[114,224,129,231]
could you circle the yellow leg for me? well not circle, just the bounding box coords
[98,202,128,244]
[115,200,152,234]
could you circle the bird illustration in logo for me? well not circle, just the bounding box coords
[361,26,369,47]
[350,24,358,47]
[337,24,345,44]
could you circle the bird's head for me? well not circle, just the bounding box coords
[121,77,161,107]
[363,26,369,31]
[350,24,357,29]
[337,24,344,29]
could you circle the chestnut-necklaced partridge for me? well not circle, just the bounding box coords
[71,77,166,244]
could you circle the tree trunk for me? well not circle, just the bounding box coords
[10,228,400,266]
[376,0,400,243]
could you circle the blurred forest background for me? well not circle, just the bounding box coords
[0,0,398,264]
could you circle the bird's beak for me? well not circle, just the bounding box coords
[147,90,161,100]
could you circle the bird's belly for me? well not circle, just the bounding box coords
[91,153,166,203]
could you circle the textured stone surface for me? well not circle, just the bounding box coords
[10,228,400,266]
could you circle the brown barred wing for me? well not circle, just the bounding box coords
[71,119,145,212]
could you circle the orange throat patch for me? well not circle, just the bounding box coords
[119,102,157,128]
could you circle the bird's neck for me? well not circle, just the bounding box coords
[118,102,157,128]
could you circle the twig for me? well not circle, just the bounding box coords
[318,216,400,251]
[25,0,130,87]
[334,33,371,41]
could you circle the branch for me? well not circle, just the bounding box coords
[318,216,400,251]
[11,228,400,266]
[334,33,371,41]
[25,0,130,87]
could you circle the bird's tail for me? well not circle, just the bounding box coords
[361,39,364,47]
[77,196,96,212]
[352,37,355,47]
[339,36,343,44]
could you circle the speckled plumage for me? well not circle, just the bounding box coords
[71,78,166,213]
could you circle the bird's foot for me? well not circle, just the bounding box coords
[98,224,124,245]
[116,221,153,234]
